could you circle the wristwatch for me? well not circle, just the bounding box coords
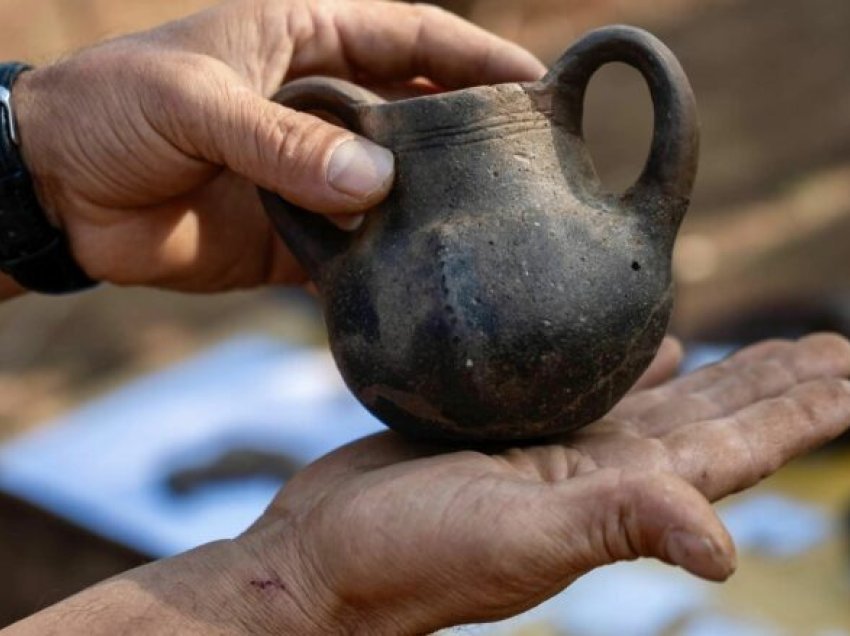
[0,63,97,294]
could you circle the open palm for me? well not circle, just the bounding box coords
[240,334,850,634]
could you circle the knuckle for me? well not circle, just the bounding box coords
[128,51,227,144]
[260,108,326,176]
[801,377,850,420]
[732,339,792,365]
[412,3,450,21]
[412,2,442,14]
[800,331,850,349]
[801,332,850,367]
[829,376,850,395]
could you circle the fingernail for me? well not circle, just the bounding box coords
[330,214,365,231]
[666,531,734,581]
[327,138,394,199]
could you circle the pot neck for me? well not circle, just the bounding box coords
[358,83,550,150]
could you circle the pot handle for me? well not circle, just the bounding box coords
[544,25,698,216]
[257,78,385,282]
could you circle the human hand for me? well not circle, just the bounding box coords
[235,333,850,634]
[10,0,544,291]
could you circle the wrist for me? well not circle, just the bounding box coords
[233,526,354,634]
[133,537,343,635]
[8,538,342,636]
[0,64,97,295]
[10,67,57,224]
[237,519,434,635]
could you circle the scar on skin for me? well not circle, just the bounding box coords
[249,575,286,592]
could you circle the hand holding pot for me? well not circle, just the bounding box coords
[3,0,544,295]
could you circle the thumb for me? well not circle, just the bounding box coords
[536,469,737,582]
[182,84,395,215]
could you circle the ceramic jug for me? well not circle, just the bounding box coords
[259,25,698,442]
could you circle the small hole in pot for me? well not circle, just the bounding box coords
[631,261,641,271]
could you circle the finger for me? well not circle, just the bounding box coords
[166,72,394,215]
[71,172,306,290]
[628,336,684,393]
[306,2,546,88]
[527,469,735,582]
[622,334,850,435]
[304,281,320,297]
[663,377,850,501]
[327,213,365,231]
[366,78,442,102]
[617,340,793,419]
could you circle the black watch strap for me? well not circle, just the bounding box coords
[0,63,97,294]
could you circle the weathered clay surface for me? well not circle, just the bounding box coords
[259,25,699,442]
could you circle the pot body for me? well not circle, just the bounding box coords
[260,26,698,441]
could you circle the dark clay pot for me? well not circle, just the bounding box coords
[259,25,699,442]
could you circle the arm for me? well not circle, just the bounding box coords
[4,540,332,636]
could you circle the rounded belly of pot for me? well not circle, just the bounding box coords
[323,217,673,441]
